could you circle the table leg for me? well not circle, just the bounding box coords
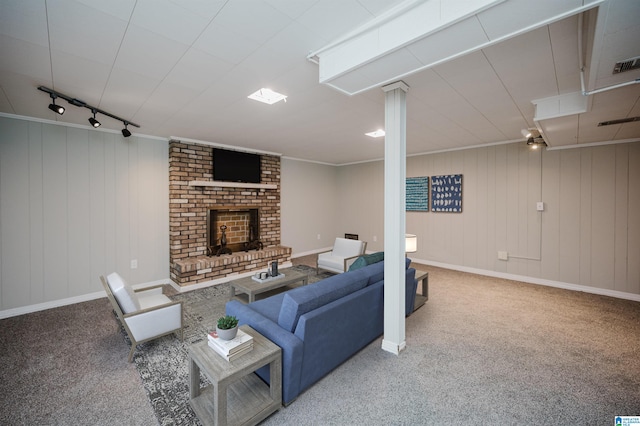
[215,382,227,426]
[229,285,236,301]
[189,358,200,399]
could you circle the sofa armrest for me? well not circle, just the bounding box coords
[226,300,304,405]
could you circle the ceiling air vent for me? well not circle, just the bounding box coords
[597,116,640,127]
[613,56,640,74]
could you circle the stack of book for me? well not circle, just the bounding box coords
[208,328,254,361]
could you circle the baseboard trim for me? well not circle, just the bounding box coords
[413,258,640,302]
[0,278,172,320]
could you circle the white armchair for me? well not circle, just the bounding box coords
[101,272,183,362]
[316,237,367,274]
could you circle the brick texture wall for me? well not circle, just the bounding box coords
[168,140,289,286]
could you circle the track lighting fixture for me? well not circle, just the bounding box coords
[37,86,139,135]
[121,122,132,138]
[88,109,101,128]
[47,94,65,115]
[522,128,546,149]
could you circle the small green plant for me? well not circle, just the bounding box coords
[217,315,238,330]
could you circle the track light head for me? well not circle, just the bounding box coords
[47,94,65,115]
[48,102,65,115]
[121,122,132,138]
[88,109,101,128]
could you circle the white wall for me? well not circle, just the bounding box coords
[323,141,640,298]
[280,158,338,255]
[0,116,169,316]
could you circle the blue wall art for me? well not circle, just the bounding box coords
[406,176,430,211]
[431,174,463,212]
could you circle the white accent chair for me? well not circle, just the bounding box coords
[316,237,367,274]
[101,272,183,362]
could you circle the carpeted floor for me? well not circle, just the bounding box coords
[2,263,639,425]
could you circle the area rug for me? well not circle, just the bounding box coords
[124,265,332,426]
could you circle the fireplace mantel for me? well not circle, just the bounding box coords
[189,180,277,189]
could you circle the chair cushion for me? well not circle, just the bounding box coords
[331,237,365,258]
[107,272,140,314]
[277,272,369,332]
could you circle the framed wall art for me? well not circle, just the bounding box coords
[406,176,430,212]
[431,174,463,212]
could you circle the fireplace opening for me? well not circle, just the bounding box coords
[207,207,263,256]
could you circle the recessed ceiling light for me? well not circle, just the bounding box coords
[365,129,385,138]
[248,88,287,105]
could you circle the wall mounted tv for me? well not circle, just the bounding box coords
[213,148,261,183]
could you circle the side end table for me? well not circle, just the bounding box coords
[188,325,282,426]
[413,269,429,312]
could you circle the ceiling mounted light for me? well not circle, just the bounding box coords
[37,86,140,132]
[365,129,385,138]
[121,122,132,138]
[88,109,101,128]
[47,94,65,115]
[248,88,287,105]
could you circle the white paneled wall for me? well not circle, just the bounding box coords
[317,142,640,298]
[0,117,169,314]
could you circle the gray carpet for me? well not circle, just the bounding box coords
[2,265,639,425]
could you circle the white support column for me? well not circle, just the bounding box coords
[381,81,408,355]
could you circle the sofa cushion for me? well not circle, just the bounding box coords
[348,251,384,271]
[277,272,369,332]
[107,272,140,314]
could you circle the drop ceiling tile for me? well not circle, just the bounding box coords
[164,48,234,91]
[193,24,260,65]
[74,0,137,21]
[114,24,189,80]
[213,0,293,45]
[130,0,212,45]
[47,0,128,66]
[0,0,48,46]
[0,36,52,81]
[100,67,161,117]
[265,0,317,20]
[297,0,375,42]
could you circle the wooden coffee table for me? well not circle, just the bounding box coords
[229,269,309,303]
[188,325,282,426]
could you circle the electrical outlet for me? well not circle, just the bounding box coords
[317,234,321,240]
[536,201,544,211]
[498,251,508,261]
[130,259,138,269]
[373,236,377,242]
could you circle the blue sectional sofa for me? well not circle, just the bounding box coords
[225,259,418,405]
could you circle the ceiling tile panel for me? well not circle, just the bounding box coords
[213,0,292,44]
[296,0,374,42]
[130,0,213,45]
[193,24,260,65]
[114,24,189,80]
[0,0,48,46]
[164,48,234,91]
[47,0,128,66]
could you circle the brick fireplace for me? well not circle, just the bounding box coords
[169,140,291,286]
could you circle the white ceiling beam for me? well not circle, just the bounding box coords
[309,0,604,95]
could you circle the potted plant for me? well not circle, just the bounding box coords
[216,315,239,340]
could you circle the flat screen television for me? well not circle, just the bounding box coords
[213,148,261,183]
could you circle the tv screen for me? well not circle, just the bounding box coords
[213,148,261,183]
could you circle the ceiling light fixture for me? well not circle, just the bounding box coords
[88,109,101,128]
[248,88,287,105]
[37,86,140,136]
[365,129,385,138]
[522,128,546,149]
[47,94,65,115]
[121,122,132,138]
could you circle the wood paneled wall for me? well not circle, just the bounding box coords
[0,117,168,313]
